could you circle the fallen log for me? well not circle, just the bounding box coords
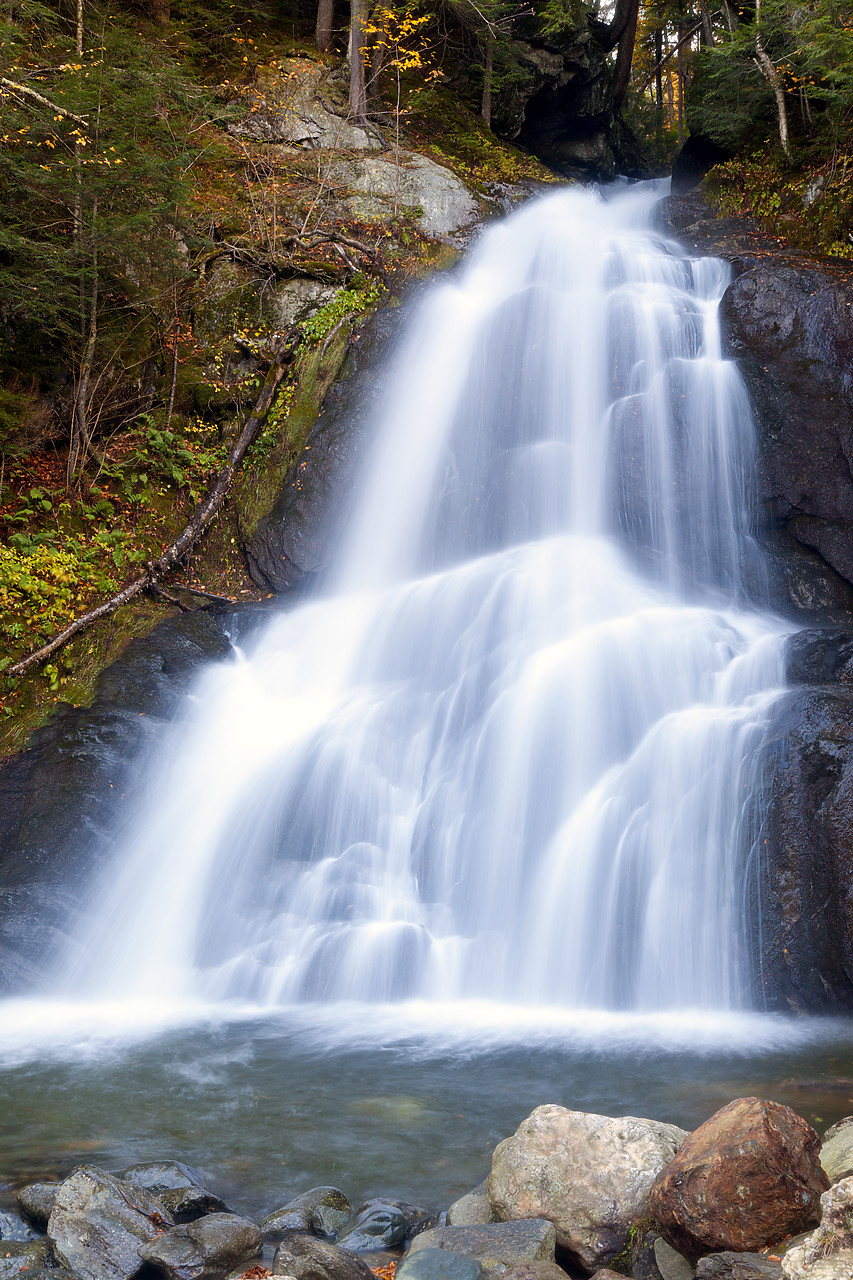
[7,333,297,680]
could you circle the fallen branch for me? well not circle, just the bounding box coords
[7,334,297,680]
[0,76,89,125]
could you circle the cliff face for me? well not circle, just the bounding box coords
[665,189,853,1012]
[489,13,640,179]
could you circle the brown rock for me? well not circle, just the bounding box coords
[649,1098,828,1263]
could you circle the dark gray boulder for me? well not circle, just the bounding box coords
[137,1211,262,1279]
[16,1182,59,1231]
[0,1240,56,1277]
[271,1233,377,1280]
[406,1222,557,1277]
[47,1165,174,1280]
[396,1247,482,1280]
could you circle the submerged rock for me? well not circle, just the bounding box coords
[486,1104,686,1271]
[47,1165,174,1280]
[271,1233,376,1280]
[649,1097,827,1262]
[137,1210,262,1279]
[407,1221,556,1276]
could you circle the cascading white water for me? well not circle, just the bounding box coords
[68,181,789,1016]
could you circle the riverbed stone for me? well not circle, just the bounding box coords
[0,1240,56,1277]
[0,1210,39,1241]
[487,1104,686,1272]
[122,1161,229,1222]
[447,1184,496,1227]
[697,1254,783,1278]
[16,1183,59,1231]
[649,1097,827,1262]
[263,1187,351,1236]
[137,1210,262,1279]
[48,1164,174,1280]
[820,1115,853,1183]
[272,1233,376,1280]
[396,1247,483,1280]
[630,1226,693,1280]
[335,1200,408,1251]
[407,1220,557,1276]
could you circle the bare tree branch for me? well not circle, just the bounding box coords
[0,76,89,125]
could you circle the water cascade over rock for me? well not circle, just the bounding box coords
[65,184,789,1018]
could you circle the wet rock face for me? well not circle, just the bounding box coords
[0,611,232,995]
[271,1232,377,1280]
[407,1220,557,1278]
[48,1165,174,1280]
[649,1097,828,1263]
[137,1211,262,1279]
[245,298,416,594]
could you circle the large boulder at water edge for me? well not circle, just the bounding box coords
[272,1234,376,1280]
[649,1097,827,1262]
[137,1211,262,1279]
[485,1104,687,1272]
[406,1221,556,1276]
[47,1165,174,1280]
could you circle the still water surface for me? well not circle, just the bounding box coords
[1,1008,852,1217]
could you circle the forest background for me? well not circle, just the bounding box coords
[0,0,851,750]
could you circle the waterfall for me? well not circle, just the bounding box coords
[68,181,789,1016]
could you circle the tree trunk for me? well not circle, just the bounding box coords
[754,0,793,161]
[68,212,98,489]
[676,20,684,144]
[698,0,715,45]
[481,33,494,127]
[600,0,638,52]
[368,33,386,108]
[611,0,640,108]
[316,0,334,52]
[349,0,370,126]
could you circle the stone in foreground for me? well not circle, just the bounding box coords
[137,1211,262,1279]
[696,1252,783,1278]
[819,1115,853,1184]
[264,1187,351,1236]
[16,1182,59,1231]
[396,1246,483,1280]
[487,1104,686,1271]
[0,1240,56,1277]
[122,1160,229,1222]
[447,1184,496,1228]
[48,1165,174,1280]
[649,1097,827,1262]
[781,1174,853,1279]
[272,1233,376,1280]
[335,1200,408,1251]
[407,1220,556,1276]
